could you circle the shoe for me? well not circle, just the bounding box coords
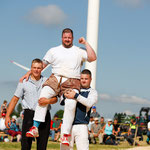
[61,136,69,146]
[135,143,140,146]
[26,126,39,137]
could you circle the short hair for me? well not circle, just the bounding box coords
[31,58,43,66]
[62,28,73,37]
[81,69,92,77]
[3,100,7,104]
[101,117,104,119]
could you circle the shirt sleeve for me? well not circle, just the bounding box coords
[14,82,24,98]
[79,47,88,62]
[43,49,54,64]
[76,89,98,108]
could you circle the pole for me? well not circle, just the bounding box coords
[85,0,100,89]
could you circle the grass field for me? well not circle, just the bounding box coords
[0,135,148,150]
[0,137,148,150]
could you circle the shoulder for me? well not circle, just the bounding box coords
[45,45,61,53]
[41,76,47,81]
[90,88,98,93]
[88,88,98,96]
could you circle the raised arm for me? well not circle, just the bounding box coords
[79,37,97,62]
[5,96,19,128]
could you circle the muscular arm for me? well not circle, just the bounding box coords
[79,37,97,62]
[5,96,19,128]
[38,97,58,106]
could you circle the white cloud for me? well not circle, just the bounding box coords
[99,93,111,100]
[117,94,150,104]
[99,93,150,105]
[26,5,67,27]
[115,0,143,8]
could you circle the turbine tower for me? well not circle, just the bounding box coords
[85,0,100,89]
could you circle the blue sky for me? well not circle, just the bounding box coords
[0,0,150,118]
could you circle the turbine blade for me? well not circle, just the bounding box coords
[42,64,50,73]
[10,60,30,71]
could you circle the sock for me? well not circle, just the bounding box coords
[33,120,41,128]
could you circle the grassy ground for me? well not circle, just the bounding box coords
[0,136,148,150]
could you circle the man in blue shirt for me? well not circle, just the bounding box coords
[60,69,98,150]
[5,58,57,150]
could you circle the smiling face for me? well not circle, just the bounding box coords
[31,62,43,80]
[62,32,73,48]
[80,74,92,89]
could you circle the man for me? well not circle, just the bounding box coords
[21,28,96,146]
[113,119,121,136]
[123,119,139,146]
[51,114,61,141]
[16,111,24,131]
[60,69,98,150]
[90,118,101,144]
[5,58,57,150]
[90,106,100,118]
[98,117,106,144]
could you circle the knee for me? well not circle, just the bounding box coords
[65,99,77,111]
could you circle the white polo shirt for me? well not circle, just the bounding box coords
[43,45,87,79]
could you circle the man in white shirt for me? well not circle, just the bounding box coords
[21,28,96,146]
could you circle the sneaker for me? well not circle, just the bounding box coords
[61,136,69,146]
[26,126,39,137]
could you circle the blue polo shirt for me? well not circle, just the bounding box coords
[14,76,48,111]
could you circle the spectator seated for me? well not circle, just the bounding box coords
[103,119,117,145]
[90,118,102,144]
[7,116,21,142]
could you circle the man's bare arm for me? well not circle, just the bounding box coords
[79,37,97,62]
[5,96,19,128]
[38,97,58,106]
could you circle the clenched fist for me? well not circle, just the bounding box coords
[79,37,86,44]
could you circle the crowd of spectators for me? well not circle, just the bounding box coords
[0,100,23,142]
[0,100,150,147]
